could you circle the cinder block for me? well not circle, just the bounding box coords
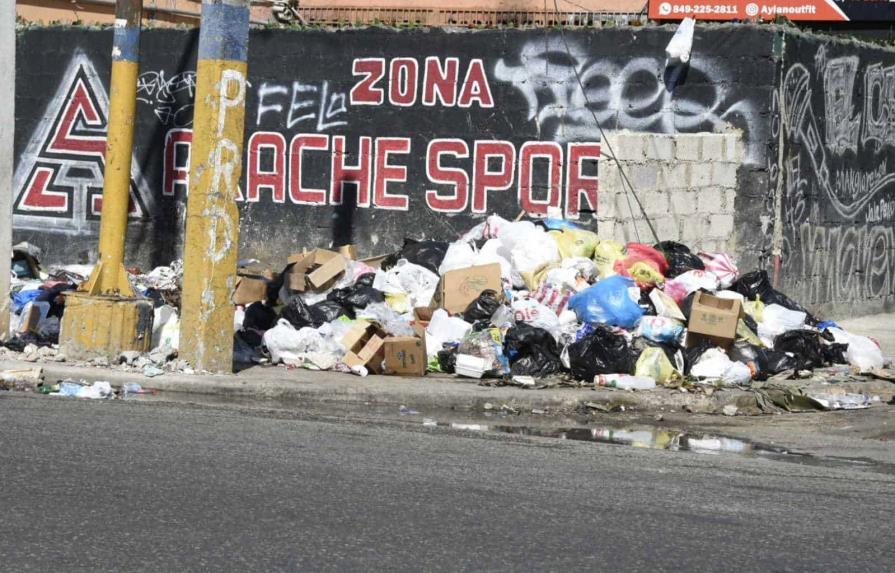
[596,219,617,240]
[681,215,711,243]
[690,162,713,188]
[708,214,735,239]
[597,191,619,219]
[701,136,724,160]
[724,133,745,162]
[697,188,724,214]
[642,190,670,218]
[668,190,698,216]
[713,163,739,188]
[644,136,674,161]
[598,162,622,193]
[654,217,680,242]
[658,163,690,189]
[724,189,738,210]
[612,133,645,161]
[630,164,659,191]
[675,135,701,161]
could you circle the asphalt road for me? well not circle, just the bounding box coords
[1,394,893,572]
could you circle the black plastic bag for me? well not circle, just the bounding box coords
[438,344,458,374]
[822,342,849,365]
[243,302,277,332]
[655,241,704,278]
[729,341,798,380]
[463,289,501,323]
[327,285,385,309]
[568,326,633,382]
[773,330,825,370]
[504,324,564,377]
[281,297,350,328]
[382,239,449,274]
[732,271,816,324]
[310,300,352,324]
[354,273,376,289]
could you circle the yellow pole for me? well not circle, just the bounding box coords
[60,0,155,360]
[179,0,251,372]
[81,0,142,296]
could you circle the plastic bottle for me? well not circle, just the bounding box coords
[595,374,657,391]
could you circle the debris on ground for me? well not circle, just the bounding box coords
[3,214,891,415]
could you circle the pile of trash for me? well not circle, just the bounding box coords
[226,214,885,388]
[4,215,888,391]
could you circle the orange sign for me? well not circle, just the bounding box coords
[649,0,849,21]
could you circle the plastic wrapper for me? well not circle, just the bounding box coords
[355,302,415,337]
[655,241,704,278]
[568,275,644,329]
[568,325,634,382]
[649,288,686,321]
[636,316,685,344]
[463,289,502,323]
[531,283,573,315]
[511,298,562,341]
[503,323,564,377]
[635,347,679,385]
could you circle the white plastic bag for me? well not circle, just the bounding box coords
[372,259,439,308]
[152,305,180,350]
[691,348,753,386]
[425,309,473,357]
[511,298,562,341]
[827,327,885,372]
[758,304,807,346]
[636,316,685,344]
[496,221,561,275]
[262,319,344,367]
[665,17,695,65]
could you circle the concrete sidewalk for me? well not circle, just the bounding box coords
[2,357,893,416]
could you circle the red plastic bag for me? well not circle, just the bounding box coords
[613,243,669,286]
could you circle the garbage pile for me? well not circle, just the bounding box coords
[227,214,885,388]
[4,214,887,391]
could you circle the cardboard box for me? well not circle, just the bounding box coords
[383,336,426,376]
[433,263,502,315]
[687,292,743,348]
[340,320,386,373]
[338,244,358,260]
[413,307,434,322]
[232,277,268,305]
[287,249,346,292]
[360,254,390,270]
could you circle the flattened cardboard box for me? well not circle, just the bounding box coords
[687,292,743,348]
[434,263,502,315]
[233,277,269,305]
[287,249,346,292]
[383,336,426,376]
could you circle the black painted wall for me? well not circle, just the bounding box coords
[776,30,895,316]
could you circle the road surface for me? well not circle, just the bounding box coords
[1,394,893,572]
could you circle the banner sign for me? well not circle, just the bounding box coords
[649,0,895,21]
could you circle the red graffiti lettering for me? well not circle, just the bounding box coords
[422,57,459,107]
[373,137,411,211]
[518,141,563,217]
[247,131,286,203]
[349,58,385,105]
[331,135,372,206]
[472,140,515,213]
[565,143,600,219]
[425,139,469,212]
[290,133,329,205]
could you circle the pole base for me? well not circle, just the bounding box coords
[59,292,154,361]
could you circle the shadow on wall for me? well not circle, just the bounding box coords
[332,179,357,249]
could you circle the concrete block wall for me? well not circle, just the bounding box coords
[596,131,744,255]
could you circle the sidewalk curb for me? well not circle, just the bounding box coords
[2,359,893,416]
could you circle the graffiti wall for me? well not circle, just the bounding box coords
[777,31,895,315]
[13,26,775,271]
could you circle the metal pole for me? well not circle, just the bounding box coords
[179,0,251,372]
[81,0,143,296]
[59,0,154,361]
[0,0,14,340]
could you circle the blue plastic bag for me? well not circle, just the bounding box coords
[568,275,644,329]
[12,289,42,313]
